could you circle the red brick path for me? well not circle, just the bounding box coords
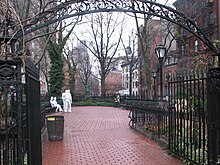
[42,106,183,165]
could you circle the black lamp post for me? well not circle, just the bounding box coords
[155,44,166,100]
[125,46,132,97]
[152,71,157,99]
[125,46,132,55]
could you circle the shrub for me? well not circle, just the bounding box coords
[73,98,118,107]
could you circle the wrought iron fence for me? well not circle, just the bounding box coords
[128,99,169,145]
[167,71,208,165]
[127,70,212,164]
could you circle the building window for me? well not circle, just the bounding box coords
[205,11,215,27]
[180,28,187,37]
[210,33,214,41]
[181,45,185,56]
[194,21,198,32]
[166,56,171,65]
[194,40,199,52]
[126,66,128,72]
[135,81,138,87]
[209,12,214,25]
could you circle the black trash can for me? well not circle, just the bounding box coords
[46,115,64,141]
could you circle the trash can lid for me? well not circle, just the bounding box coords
[46,115,64,120]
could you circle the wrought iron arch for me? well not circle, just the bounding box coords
[7,0,217,55]
[0,1,220,165]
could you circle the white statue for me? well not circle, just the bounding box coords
[50,96,63,112]
[61,92,66,112]
[50,97,55,107]
[62,90,72,112]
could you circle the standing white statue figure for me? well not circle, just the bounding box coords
[62,90,72,112]
[50,97,63,112]
[61,92,66,112]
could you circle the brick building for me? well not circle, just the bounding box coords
[138,19,177,99]
[105,68,122,96]
[173,0,220,70]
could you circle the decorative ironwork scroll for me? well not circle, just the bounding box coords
[0,60,23,165]
[8,0,216,55]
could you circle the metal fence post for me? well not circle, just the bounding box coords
[207,68,220,165]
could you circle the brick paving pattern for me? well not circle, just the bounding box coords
[42,106,183,165]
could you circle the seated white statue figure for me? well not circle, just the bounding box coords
[50,97,55,107]
[62,90,72,112]
[51,97,63,112]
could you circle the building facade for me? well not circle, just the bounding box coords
[121,63,139,96]
[173,0,220,70]
[105,68,122,96]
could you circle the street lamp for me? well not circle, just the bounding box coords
[124,46,132,97]
[125,46,132,55]
[152,71,157,99]
[155,44,166,100]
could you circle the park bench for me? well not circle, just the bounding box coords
[41,102,56,113]
[127,99,168,127]
[127,99,170,139]
[120,99,132,110]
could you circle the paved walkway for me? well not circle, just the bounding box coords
[42,106,183,165]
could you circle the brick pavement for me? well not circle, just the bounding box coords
[42,106,183,165]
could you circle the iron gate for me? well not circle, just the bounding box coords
[0,59,24,165]
[25,59,42,165]
[0,59,42,165]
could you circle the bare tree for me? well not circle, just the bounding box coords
[75,12,126,96]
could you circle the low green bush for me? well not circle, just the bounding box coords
[73,99,118,107]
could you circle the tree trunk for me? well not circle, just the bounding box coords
[129,65,133,97]
[101,76,106,97]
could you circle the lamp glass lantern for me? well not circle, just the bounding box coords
[125,46,132,55]
[155,44,166,60]
[153,71,156,78]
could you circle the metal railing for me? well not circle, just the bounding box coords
[127,99,169,144]
[126,70,213,164]
[167,71,208,164]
